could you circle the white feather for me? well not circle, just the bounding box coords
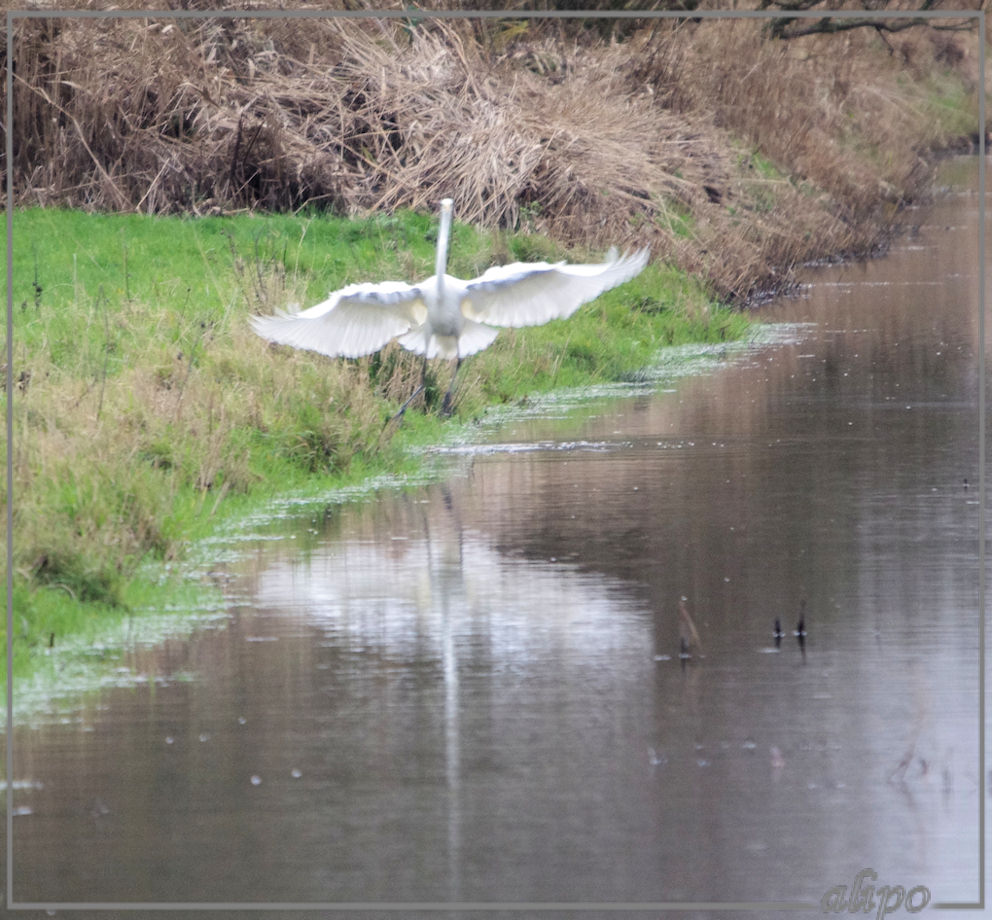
[250,282,427,359]
[463,248,649,328]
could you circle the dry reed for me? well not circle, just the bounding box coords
[4,5,979,300]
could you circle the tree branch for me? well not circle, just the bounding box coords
[758,0,975,41]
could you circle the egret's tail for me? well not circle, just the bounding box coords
[397,320,499,360]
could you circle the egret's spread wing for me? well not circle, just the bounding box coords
[463,248,649,328]
[251,282,428,358]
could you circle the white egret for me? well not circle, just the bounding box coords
[251,198,649,415]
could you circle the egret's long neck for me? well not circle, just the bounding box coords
[435,199,453,289]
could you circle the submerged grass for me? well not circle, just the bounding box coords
[3,205,749,686]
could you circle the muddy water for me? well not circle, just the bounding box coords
[8,159,984,917]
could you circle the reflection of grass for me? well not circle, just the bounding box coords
[4,206,750,687]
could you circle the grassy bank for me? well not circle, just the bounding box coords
[3,205,749,683]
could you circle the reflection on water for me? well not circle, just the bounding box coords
[8,159,984,915]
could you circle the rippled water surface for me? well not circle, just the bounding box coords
[7,159,985,916]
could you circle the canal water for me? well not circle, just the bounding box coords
[6,158,984,917]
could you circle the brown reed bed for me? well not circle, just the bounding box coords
[4,4,980,301]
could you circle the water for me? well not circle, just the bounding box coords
[6,159,984,916]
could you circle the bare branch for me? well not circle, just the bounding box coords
[759,0,976,40]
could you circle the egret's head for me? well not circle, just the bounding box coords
[440,198,453,212]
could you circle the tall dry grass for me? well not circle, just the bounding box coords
[4,6,979,299]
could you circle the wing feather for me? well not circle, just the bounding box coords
[463,248,649,328]
[251,282,428,359]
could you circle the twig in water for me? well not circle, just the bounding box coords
[678,596,703,656]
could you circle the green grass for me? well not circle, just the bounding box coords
[653,199,696,241]
[737,149,784,182]
[920,66,981,139]
[3,205,750,696]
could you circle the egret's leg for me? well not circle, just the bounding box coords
[440,356,463,417]
[391,355,429,422]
